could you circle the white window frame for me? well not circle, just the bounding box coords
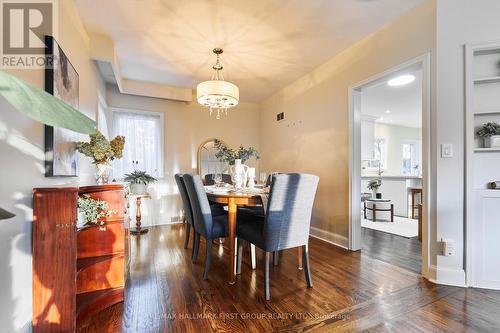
[109,107,165,179]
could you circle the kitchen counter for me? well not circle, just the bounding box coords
[361,175,422,180]
[361,176,422,217]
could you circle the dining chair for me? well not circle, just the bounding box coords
[204,173,233,185]
[175,173,227,260]
[183,173,230,280]
[236,173,319,300]
[174,174,195,252]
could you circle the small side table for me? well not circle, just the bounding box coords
[129,194,151,235]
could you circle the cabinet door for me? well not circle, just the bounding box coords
[33,190,77,333]
[471,190,500,289]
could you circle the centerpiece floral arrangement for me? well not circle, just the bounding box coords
[77,194,116,231]
[75,131,125,183]
[213,139,260,165]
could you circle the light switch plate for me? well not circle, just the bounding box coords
[441,143,453,158]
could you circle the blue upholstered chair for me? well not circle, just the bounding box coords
[174,174,195,253]
[175,174,227,260]
[183,173,229,280]
[236,173,319,300]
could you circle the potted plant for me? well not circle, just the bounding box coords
[77,194,116,231]
[367,179,382,199]
[214,139,260,165]
[124,161,158,194]
[76,131,125,184]
[476,122,500,148]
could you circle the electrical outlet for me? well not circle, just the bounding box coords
[276,112,285,121]
[440,238,455,256]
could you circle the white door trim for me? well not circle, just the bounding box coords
[348,53,433,280]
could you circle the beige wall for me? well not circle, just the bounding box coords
[0,1,104,330]
[106,85,261,225]
[259,0,436,247]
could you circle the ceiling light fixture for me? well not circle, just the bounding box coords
[197,48,239,119]
[387,74,415,87]
[385,110,391,114]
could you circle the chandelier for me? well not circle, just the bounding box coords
[196,48,239,119]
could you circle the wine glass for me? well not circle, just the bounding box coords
[214,172,222,186]
[259,172,267,186]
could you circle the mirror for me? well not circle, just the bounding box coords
[197,139,230,179]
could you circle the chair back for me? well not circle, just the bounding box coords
[174,174,194,226]
[263,173,319,251]
[183,174,213,237]
[204,173,233,185]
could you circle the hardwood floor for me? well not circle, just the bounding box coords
[78,224,500,333]
[361,227,422,273]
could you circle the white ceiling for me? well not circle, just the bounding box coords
[75,0,423,102]
[361,69,422,128]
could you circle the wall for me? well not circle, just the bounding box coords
[0,0,104,331]
[105,85,261,226]
[373,123,422,177]
[259,0,436,248]
[434,0,500,285]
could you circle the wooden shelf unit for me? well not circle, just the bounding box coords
[32,184,126,333]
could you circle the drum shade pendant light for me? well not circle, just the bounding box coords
[197,48,239,119]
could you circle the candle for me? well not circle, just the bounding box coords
[247,167,255,178]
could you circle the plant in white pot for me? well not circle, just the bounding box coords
[124,163,158,195]
[367,179,382,199]
[477,122,500,148]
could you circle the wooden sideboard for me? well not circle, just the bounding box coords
[32,184,126,332]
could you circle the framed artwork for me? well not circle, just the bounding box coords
[44,35,80,177]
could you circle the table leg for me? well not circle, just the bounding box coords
[131,197,148,235]
[297,246,303,270]
[411,191,416,219]
[227,197,237,285]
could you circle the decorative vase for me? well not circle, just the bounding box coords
[485,135,500,148]
[372,189,377,199]
[230,159,249,189]
[130,183,147,194]
[95,163,112,184]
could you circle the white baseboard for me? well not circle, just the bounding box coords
[15,320,31,333]
[427,265,466,287]
[309,226,349,249]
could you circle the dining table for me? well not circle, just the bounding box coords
[205,186,304,285]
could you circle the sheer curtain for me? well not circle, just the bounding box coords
[111,110,163,179]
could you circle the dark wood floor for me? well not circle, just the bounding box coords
[361,227,422,273]
[78,224,500,333]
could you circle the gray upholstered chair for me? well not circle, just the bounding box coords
[175,173,227,260]
[204,173,233,185]
[236,173,319,300]
[174,174,195,253]
[183,173,229,280]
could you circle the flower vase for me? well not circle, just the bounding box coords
[95,163,112,184]
[372,189,377,199]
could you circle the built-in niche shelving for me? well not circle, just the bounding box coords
[465,41,500,290]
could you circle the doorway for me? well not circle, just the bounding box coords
[349,55,431,277]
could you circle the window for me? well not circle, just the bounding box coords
[402,141,421,176]
[111,109,163,178]
[367,138,387,170]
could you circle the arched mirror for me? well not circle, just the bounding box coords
[197,139,230,180]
